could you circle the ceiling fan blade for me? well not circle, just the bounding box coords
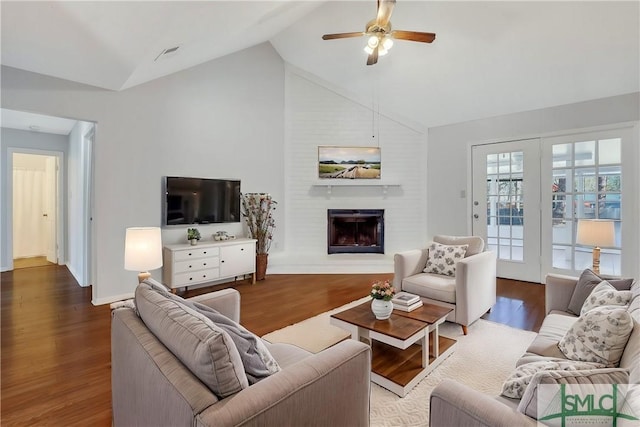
[390,30,436,43]
[375,0,396,28]
[366,46,379,66]
[322,32,365,40]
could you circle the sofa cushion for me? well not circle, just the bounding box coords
[580,280,633,315]
[402,273,456,303]
[135,283,249,397]
[188,301,281,383]
[525,313,577,359]
[620,296,640,382]
[433,235,484,257]
[567,269,635,315]
[423,242,468,277]
[143,279,281,384]
[264,341,313,368]
[501,359,605,399]
[558,306,633,367]
[517,368,629,419]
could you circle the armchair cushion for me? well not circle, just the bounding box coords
[402,273,456,303]
[433,235,484,256]
[423,242,468,277]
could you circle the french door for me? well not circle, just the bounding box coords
[471,140,541,282]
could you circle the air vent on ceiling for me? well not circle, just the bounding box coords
[154,46,181,62]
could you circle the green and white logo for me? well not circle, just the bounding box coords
[537,384,640,427]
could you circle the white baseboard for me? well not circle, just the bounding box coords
[92,292,134,306]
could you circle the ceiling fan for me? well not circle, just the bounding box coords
[322,0,436,66]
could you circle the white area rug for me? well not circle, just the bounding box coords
[263,302,537,426]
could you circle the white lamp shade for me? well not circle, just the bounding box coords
[576,219,615,247]
[124,227,163,271]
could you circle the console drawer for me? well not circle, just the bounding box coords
[173,247,219,261]
[174,268,220,286]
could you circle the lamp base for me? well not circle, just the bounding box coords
[592,246,601,275]
[138,271,151,283]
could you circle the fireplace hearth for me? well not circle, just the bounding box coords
[327,209,384,254]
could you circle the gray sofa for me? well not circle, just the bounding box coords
[111,283,372,426]
[430,271,639,426]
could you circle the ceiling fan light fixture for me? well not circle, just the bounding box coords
[364,45,374,54]
[367,36,379,48]
[382,36,393,50]
[378,46,388,56]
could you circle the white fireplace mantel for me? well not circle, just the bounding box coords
[311,181,400,197]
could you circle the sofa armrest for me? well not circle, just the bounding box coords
[197,339,371,427]
[544,273,578,314]
[430,380,536,427]
[455,251,497,326]
[188,288,240,323]
[393,249,429,290]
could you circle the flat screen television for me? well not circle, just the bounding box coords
[164,176,241,226]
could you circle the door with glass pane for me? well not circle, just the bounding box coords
[472,140,541,282]
[542,131,624,277]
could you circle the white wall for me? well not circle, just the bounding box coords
[426,92,640,277]
[271,67,427,273]
[1,43,285,304]
[1,128,68,271]
[66,121,94,285]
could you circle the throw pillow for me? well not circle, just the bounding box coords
[142,279,281,384]
[135,282,249,398]
[517,368,629,419]
[580,280,633,315]
[501,358,605,399]
[189,301,281,384]
[423,242,468,277]
[567,269,634,315]
[558,306,633,367]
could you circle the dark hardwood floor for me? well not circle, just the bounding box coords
[1,265,545,426]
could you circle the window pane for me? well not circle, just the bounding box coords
[552,170,570,193]
[598,194,621,220]
[574,168,596,192]
[511,239,523,261]
[553,221,573,244]
[552,195,573,222]
[552,144,572,168]
[575,141,595,166]
[599,166,621,191]
[511,152,523,173]
[598,138,621,165]
[575,194,596,219]
[553,244,572,269]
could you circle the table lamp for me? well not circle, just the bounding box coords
[576,219,614,274]
[124,227,163,283]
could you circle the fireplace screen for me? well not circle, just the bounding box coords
[327,209,384,254]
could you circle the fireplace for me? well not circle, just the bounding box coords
[327,209,384,254]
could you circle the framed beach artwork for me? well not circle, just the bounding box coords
[318,146,381,179]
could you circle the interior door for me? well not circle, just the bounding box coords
[471,140,541,282]
[44,156,58,263]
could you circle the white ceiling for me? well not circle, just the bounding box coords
[1,1,639,129]
[1,108,78,135]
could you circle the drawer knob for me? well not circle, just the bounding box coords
[204,251,207,254]
[203,275,207,278]
[188,253,192,256]
[188,265,192,268]
[189,277,193,281]
[203,263,207,266]
[221,260,225,263]
[241,248,244,251]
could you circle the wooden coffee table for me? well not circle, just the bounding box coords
[330,299,456,397]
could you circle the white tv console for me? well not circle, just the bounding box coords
[163,238,257,291]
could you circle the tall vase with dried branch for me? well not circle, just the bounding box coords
[241,193,277,280]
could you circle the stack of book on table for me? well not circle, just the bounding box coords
[392,292,423,312]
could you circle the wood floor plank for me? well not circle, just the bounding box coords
[1,266,544,425]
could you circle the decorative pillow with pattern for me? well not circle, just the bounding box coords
[558,306,633,367]
[581,280,633,315]
[423,242,469,277]
[501,358,605,399]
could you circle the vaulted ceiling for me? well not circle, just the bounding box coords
[2,1,638,129]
